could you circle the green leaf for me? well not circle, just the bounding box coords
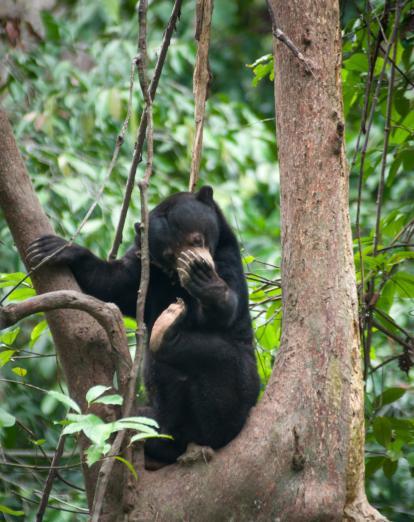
[243,255,255,264]
[391,271,414,298]
[66,413,101,422]
[0,327,20,345]
[123,317,137,330]
[365,456,385,478]
[115,456,138,479]
[372,417,392,447]
[256,323,278,351]
[93,394,123,406]
[48,390,81,414]
[343,53,368,72]
[374,388,406,409]
[0,272,29,288]
[129,433,173,444]
[383,457,398,479]
[83,423,115,445]
[376,280,395,315]
[7,287,36,301]
[102,0,120,23]
[85,444,105,467]
[246,54,273,69]
[118,416,159,428]
[387,438,404,461]
[0,505,24,516]
[86,385,112,404]
[0,350,15,367]
[112,421,158,435]
[30,320,48,347]
[41,12,60,42]
[62,414,104,438]
[0,407,16,428]
[406,453,414,466]
[246,55,274,86]
[12,367,27,377]
[387,251,414,266]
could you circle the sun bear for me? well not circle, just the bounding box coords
[27,186,260,465]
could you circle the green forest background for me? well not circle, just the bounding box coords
[0,0,413,520]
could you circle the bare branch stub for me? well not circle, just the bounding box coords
[188,0,214,192]
[266,0,315,76]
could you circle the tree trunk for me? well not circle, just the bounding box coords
[0,111,124,518]
[270,1,386,520]
[0,0,388,519]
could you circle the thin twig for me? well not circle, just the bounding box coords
[354,3,401,380]
[391,218,414,245]
[377,243,414,253]
[14,420,83,492]
[374,307,412,338]
[36,435,66,522]
[354,0,375,327]
[0,460,82,471]
[372,318,413,351]
[188,0,214,192]
[90,1,154,518]
[373,13,399,256]
[108,0,183,259]
[370,354,401,374]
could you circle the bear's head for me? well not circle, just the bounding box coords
[135,186,220,278]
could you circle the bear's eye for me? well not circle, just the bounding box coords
[189,233,204,247]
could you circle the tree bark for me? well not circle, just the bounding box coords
[0,0,388,518]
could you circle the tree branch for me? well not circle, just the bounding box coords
[36,435,67,522]
[188,0,214,192]
[90,1,154,518]
[0,290,132,396]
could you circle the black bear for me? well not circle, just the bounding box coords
[27,186,260,465]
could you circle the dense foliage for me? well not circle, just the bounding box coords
[0,0,413,519]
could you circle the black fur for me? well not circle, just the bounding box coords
[27,186,260,464]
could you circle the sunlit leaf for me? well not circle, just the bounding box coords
[86,385,112,404]
[115,456,138,479]
[12,367,27,377]
[0,505,24,516]
[93,394,123,406]
[48,390,81,414]
[0,328,20,345]
[0,407,16,428]
[0,350,15,367]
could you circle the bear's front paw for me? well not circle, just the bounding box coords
[26,235,71,269]
[176,248,216,296]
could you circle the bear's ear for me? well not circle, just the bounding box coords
[196,185,214,205]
